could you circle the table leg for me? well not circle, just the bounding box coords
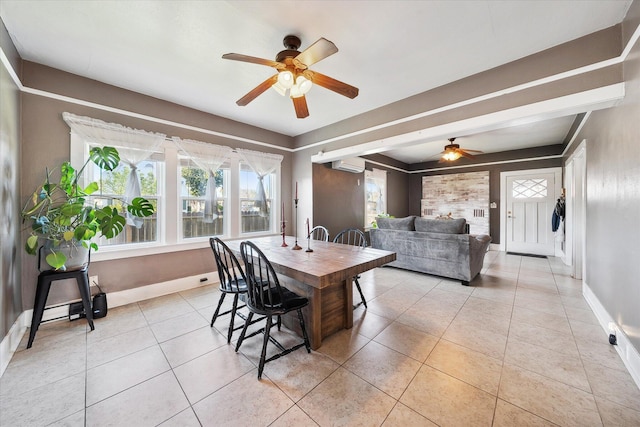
[344,278,354,329]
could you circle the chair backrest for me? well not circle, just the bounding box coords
[308,225,330,242]
[332,228,367,248]
[210,237,246,292]
[240,241,285,313]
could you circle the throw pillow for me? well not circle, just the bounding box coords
[376,216,416,231]
[415,217,467,234]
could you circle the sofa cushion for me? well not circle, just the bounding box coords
[376,216,416,231]
[415,217,466,234]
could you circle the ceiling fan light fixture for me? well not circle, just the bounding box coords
[296,75,312,94]
[290,75,313,98]
[277,70,294,89]
[442,151,462,161]
[272,82,287,96]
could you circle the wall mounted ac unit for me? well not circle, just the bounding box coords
[332,157,365,173]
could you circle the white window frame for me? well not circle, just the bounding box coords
[71,134,282,262]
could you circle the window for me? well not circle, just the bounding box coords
[179,159,228,239]
[512,178,548,198]
[67,113,283,257]
[87,150,162,247]
[365,168,387,228]
[240,163,274,233]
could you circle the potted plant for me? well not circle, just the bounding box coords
[21,146,155,271]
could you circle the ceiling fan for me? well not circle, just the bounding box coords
[439,138,483,162]
[222,35,359,119]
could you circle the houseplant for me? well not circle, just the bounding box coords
[21,146,155,270]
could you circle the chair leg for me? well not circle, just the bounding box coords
[354,277,367,309]
[297,309,311,353]
[210,293,226,327]
[235,312,253,352]
[227,293,239,344]
[258,315,272,380]
[277,315,282,331]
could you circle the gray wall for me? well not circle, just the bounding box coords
[573,12,640,351]
[0,19,22,339]
[408,150,562,243]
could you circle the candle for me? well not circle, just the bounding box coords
[295,181,298,200]
[282,201,284,220]
[306,218,310,237]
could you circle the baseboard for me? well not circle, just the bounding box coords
[583,281,640,390]
[0,271,217,378]
[0,311,29,377]
[106,271,217,308]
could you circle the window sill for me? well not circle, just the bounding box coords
[91,232,280,262]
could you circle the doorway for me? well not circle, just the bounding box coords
[500,168,562,256]
[564,141,586,279]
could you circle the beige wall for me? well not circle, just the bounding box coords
[19,63,294,308]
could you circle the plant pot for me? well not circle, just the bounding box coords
[40,240,90,271]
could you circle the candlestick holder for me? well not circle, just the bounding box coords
[280,219,288,247]
[292,198,302,250]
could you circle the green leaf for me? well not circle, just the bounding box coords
[74,224,97,241]
[127,197,155,217]
[96,206,126,239]
[25,235,39,255]
[90,146,120,171]
[59,162,77,195]
[46,250,67,270]
[22,198,46,217]
[83,181,100,195]
[60,201,84,217]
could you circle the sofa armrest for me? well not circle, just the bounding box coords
[471,234,492,250]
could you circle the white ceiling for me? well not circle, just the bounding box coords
[0,1,632,163]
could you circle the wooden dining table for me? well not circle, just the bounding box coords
[224,235,396,350]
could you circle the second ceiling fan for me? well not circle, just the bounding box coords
[222,35,359,118]
[439,138,483,162]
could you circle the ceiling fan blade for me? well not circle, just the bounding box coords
[293,38,338,68]
[292,95,309,119]
[458,150,476,159]
[222,53,285,70]
[303,70,359,99]
[236,74,279,106]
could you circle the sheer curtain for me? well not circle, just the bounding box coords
[237,148,283,217]
[173,138,232,223]
[63,112,166,227]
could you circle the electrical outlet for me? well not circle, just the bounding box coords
[89,275,99,288]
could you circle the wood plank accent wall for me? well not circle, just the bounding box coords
[421,171,490,235]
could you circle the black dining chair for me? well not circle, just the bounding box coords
[308,225,330,242]
[237,240,311,379]
[333,228,368,309]
[209,237,263,344]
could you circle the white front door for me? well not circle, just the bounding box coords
[505,171,558,256]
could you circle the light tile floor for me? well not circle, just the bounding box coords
[2,252,640,426]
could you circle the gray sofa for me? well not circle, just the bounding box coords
[369,216,491,285]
